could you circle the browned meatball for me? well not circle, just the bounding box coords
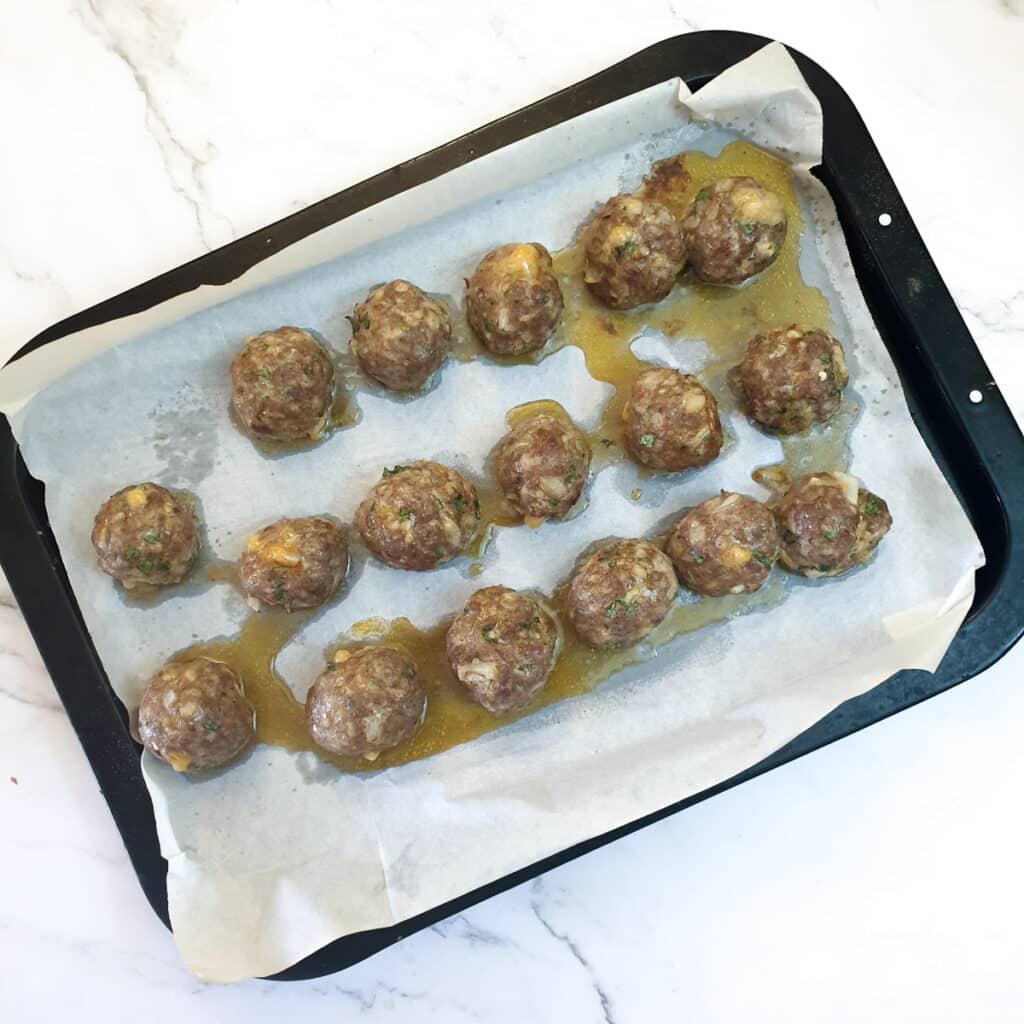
[466,243,564,356]
[138,658,254,772]
[356,461,480,571]
[305,647,425,759]
[496,413,591,525]
[91,482,200,589]
[568,539,678,649]
[667,492,780,597]
[446,586,557,714]
[582,195,686,309]
[238,516,348,611]
[350,280,451,391]
[776,472,893,578]
[623,367,723,472]
[230,326,335,442]
[738,325,849,434]
[681,177,787,285]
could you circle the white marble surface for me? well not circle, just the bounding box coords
[1,0,1022,1018]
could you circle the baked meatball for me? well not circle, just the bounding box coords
[623,367,723,472]
[91,482,200,589]
[738,325,849,434]
[138,657,254,772]
[305,647,425,759]
[350,280,450,391]
[496,413,591,525]
[681,177,787,285]
[582,195,686,309]
[446,586,558,714]
[776,472,892,578]
[238,516,348,611]
[568,538,678,649]
[667,492,780,597]
[356,461,480,571]
[230,326,335,442]
[466,243,564,355]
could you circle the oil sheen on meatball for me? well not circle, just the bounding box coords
[356,461,480,571]
[681,177,787,285]
[568,538,678,649]
[230,326,335,442]
[238,516,348,611]
[91,482,200,589]
[582,195,686,309]
[667,491,780,597]
[496,413,591,526]
[305,647,425,759]
[446,586,558,714]
[623,367,723,472]
[738,325,849,434]
[776,472,892,578]
[350,280,451,391]
[138,657,254,773]
[466,243,564,356]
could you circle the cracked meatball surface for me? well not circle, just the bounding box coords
[446,586,558,714]
[776,472,892,578]
[356,461,480,571]
[92,482,200,589]
[623,367,723,472]
[568,538,678,649]
[306,647,425,759]
[138,657,254,773]
[582,195,686,309]
[350,280,450,391]
[230,326,335,442]
[239,516,348,611]
[466,243,564,356]
[682,177,787,285]
[738,325,849,434]
[496,413,591,525]
[667,491,780,597]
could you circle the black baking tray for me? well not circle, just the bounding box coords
[2,31,1021,981]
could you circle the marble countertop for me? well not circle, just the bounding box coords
[2,1,1022,1019]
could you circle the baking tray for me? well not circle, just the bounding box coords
[2,31,1021,980]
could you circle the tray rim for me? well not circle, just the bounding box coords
[1,29,1021,981]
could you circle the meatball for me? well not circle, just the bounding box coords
[667,491,780,597]
[623,367,723,472]
[350,280,450,391]
[568,538,678,649]
[776,472,893,578]
[681,177,787,285]
[305,647,425,759]
[356,461,480,571]
[230,326,335,442]
[91,482,200,589]
[238,516,348,611]
[738,325,849,434]
[581,195,686,309]
[446,586,558,714]
[138,657,254,772]
[496,413,591,525]
[466,243,564,355]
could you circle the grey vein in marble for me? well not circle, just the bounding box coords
[332,981,427,1013]
[958,288,1024,333]
[73,0,234,250]
[531,888,615,1024]
[0,247,70,303]
[0,605,63,712]
[431,913,517,948]
[662,1,699,29]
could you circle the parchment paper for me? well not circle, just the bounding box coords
[2,44,983,981]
